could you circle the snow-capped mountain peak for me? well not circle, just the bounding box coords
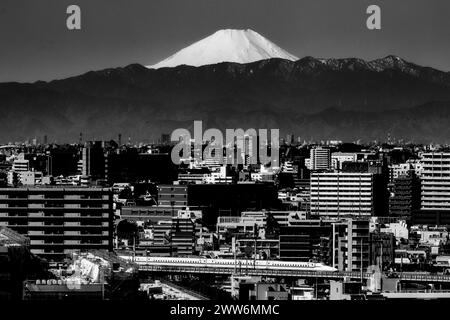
[147,29,298,69]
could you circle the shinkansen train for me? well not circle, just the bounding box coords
[119,256,337,272]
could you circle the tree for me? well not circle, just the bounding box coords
[116,220,138,242]
[119,186,133,200]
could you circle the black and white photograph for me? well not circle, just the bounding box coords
[1,0,450,311]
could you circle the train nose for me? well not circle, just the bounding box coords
[320,265,337,272]
[326,266,338,272]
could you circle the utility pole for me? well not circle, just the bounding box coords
[380,241,383,270]
[254,224,257,269]
[133,235,136,262]
[233,237,237,275]
[332,223,336,269]
[360,238,363,288]
[315,277,318,300]
[100,267,105,300]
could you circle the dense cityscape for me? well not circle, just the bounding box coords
[2,135,450,300]
[2,3,450,319]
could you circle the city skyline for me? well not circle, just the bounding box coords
[3,0,450,307]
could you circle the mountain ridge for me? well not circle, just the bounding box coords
[0,55,449,143]
[36,55,450,88]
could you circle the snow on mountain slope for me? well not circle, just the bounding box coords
[147,29,298,69]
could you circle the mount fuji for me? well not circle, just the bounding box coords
[148,29,298,69]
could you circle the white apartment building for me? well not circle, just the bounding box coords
[251,164,277,182]
[205,172,234,184]
[420,152,450,211]
[177,207,203,220]
[12,154,29,172]
[281,161,296,173]
[331,152,358,170]
[19,171,43,186]
[310,147,331,171]
[310,172,374,216]
[217,211,266,235]
[389,159,423,182]
[380,220,409,240]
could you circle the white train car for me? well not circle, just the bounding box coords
[119,256,337,272]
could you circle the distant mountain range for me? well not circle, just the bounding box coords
[1,37,450,143]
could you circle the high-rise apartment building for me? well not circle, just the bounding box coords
[332,218,370,272]
[389,173,420,217]
[0,187,113,260]
[171,216,195,256]
[310,172,374,217]
[420,152,450,211]
[82,141,105,179]
[310,147,331,171]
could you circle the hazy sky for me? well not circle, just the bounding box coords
[1,0,449,82]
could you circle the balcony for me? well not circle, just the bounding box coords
[64,204,81,209]
[28,231,44,236]
[28,222,44,226]
[30,249,45,254]
[28,212,44,218]
[64,240,81,245]
[30,240,45,245]
[64,213,80,218]
[64,222,81,227]
[28,204,44,209]
[64,195,81,200]
[28,195,45,200]
[64,231,81,236]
